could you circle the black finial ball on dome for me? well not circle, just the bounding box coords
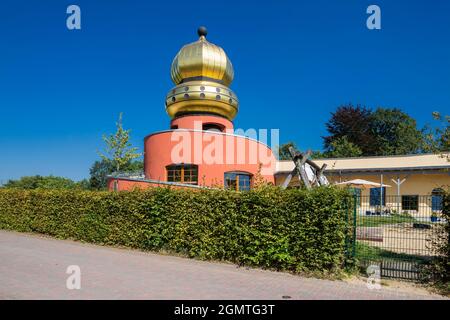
[197,26,208,37]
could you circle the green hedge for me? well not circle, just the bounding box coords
[0,186,353,274]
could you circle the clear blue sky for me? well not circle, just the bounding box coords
[0,0,449,182]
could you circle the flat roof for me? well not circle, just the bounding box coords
[275,153,450,174]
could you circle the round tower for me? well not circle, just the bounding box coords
[110,27,276,191]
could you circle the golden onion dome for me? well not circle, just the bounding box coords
[166,27,238,121]
[170,27,234,86]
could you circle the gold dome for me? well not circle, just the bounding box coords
[170,31,234,86]
[166,27,238,121]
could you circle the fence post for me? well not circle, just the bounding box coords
[352,194,357,259]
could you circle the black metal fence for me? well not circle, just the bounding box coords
[349,194,445,280]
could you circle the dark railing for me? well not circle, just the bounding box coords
[350,195,445,280]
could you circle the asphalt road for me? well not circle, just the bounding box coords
[0,230,446,300]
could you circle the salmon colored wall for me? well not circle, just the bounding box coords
[110,114,275,191]
[170,114,233,131]
[107,179,156,191]
[107,178,201,191]
[144,130,276,187]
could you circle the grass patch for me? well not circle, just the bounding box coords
[355,242,430,263]
[356,213,416,227]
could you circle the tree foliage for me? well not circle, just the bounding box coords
[423,112,450,156]
[88,160,115,190]
[323,104,423,156]
[325,136,363,158]
[1,175,86,190]
[370,108,423,155]
[98,112,142,172]
[323,104,376,155]
[89,159,143,190]
[277,141,297,160]
[278,138,361,160]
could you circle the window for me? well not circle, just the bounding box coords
[224,172,252,191]
[113,180,118,192]
[402,195,419,211]
[166,164,198,185]
[370,187,386,206]
[202,123,224,132]
[432,188,444,211]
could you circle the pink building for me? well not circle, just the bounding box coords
[108,27,276,191]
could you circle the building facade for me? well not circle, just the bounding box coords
[108,28,449,204]
[275,154,450,215]
[108,27,277,191]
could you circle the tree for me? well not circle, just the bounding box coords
[75,179,91,190]
[423,112,450,154]
[98,112,142,172]
[323,104,377,155]
[370,108,423,155]
[325,136,363,158]
[310,150,326,159]
[323,104,423,156]
[126,160,144,172]
[88,159,114,190]
[1,175,80,189]
[277,142,298,160]
[88,159,144,190]
[277,142,326,160]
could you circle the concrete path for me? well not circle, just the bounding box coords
[0,230,446,300]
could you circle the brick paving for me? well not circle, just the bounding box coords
[0,230,446,300]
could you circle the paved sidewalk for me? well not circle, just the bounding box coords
[0,230,446,300]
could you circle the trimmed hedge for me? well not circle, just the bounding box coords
[0,186,353,274]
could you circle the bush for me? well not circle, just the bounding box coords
[0,186,353,275]
[1,175,87,190]
[424,191,450,294]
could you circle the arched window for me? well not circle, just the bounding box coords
[224,172,252,191]
[432,188,444,212]
[202,123,225,132]
[166,164,198,185]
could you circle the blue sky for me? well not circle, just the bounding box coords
[0,0,449,182]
